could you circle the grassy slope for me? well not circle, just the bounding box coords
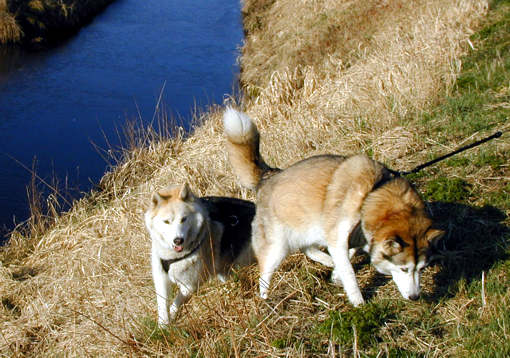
[1,0,508,356]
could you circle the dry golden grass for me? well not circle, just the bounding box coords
[1,0,508,356]
[0,0,21,44]
[242,0,489,168]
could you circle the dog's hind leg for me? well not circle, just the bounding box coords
[303,246,334,268]
[252,218,290,299]
[258,242,288,299]
[255,224,289,299]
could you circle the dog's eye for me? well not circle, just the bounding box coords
[180,216,187,223]
[401,268,409,273]
[163,219,170,224]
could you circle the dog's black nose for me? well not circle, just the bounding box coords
[408,294,419,301]
[173,237,184,245]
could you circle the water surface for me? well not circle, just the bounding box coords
[0,0,242,234]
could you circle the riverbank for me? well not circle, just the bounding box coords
[1,0,114,47]
[0,0,20,44]
[1,0,509,356]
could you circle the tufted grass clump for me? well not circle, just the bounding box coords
[317,302,395,348]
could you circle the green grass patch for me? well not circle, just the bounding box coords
[454,303,510,357]
[422,177,471,203]
[316,302,395,348]
[138,316,190,344]
[385,348,426,358]
[457,1,510,94]
[444,147,506,171]
[473,148,507,169]
[445,156,471,168]
[468,259,510,297]
[419,0,509,143]
[484,182,510,208]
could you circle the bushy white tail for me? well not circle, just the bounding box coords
[223,107,258,146]
[223,108,274,190]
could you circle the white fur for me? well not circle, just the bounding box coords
[151,250,172,324]
[391,269,420,300]
[329,219,365,306]
[258,243,288,299]
[148,211,208,325]
[303,247,334,268]
[255,222,334,298]
[146,190,251,326]
[144,198,205,256]
[223,107,256,143]
[279,224,328,252]
[255,219,364,305]
[374,258,427,300]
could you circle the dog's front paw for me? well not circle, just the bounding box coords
[169,307,179,321]
[330,273,344,287]
[259,278,270,299]
[217,273,227,283]
[331,269,365,306]
[350,295,365,307]
[259,286,269,300]
[158,316,170,327]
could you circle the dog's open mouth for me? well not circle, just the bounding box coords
[174,245,183,253]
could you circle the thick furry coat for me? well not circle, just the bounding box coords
[145,184,255,324]
[223,108,443,305]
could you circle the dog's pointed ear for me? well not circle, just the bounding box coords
[179,183,194,202]
[425,228,445,248]
[424,228,446,263]
[151,191,165,208]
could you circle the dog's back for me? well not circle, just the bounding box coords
[200,196,256,268]
[255,154,387,230]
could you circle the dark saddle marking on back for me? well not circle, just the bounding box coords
[200,196,255,263]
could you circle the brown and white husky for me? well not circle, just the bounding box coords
[223,108,443,306]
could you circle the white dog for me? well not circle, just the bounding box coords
[145,183,255,325]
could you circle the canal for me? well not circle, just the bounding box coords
[0,0,243,235]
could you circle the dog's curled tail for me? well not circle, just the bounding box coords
[223,107,275,190]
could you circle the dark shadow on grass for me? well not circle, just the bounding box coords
[422,201,509,301]
[328,202,508,303]
[350,253,391,301]
[361,272,391,302]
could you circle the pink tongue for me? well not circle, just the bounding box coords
[174,246,183,252]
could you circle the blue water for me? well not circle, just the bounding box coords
[0,0,243,235]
